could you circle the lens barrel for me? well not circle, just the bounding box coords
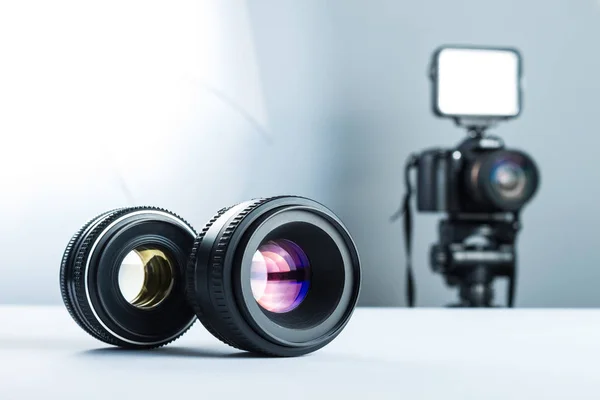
[186,196,361,357]
[60,207,197,348]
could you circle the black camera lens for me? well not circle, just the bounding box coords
[186,196,361,357]
[60,207,197,348]
[469,150,539,211]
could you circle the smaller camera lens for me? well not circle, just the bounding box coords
[251,239,311,314]
[60,207,197,349]
[118,247,175,310]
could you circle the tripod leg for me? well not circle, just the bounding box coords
[458,266,494,307]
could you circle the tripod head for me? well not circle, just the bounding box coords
[430,213,519,307]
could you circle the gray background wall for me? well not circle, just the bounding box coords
[0,0,598,307]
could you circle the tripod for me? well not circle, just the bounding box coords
[430,214,519,307]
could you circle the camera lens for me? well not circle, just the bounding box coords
[60,207,197,348]
[186,196,361,357]
[469,150,539,211]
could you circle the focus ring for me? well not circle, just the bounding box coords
[187,197,288,354]
[65,206,196,348]
[60,209,123,344]
[185,205,235,347]
[207,199,270,354]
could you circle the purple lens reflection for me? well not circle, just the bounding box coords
[250,239,310,313]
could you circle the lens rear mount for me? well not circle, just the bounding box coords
[186,196,361,357]
[60,207,197,349]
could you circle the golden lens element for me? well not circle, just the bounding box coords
[118,247,175,310]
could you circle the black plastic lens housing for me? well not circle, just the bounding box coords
[186,196,361,357]
[60,207,197,348]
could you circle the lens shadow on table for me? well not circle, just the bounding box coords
[77,347,395,368]
[0,337,390,364]
[78,346,269,359]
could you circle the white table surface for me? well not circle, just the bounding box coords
[0,306,599,399]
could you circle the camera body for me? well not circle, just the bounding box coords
[416,134,538,215]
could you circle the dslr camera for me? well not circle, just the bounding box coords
[400,45,540,308]
[416,135,538,214]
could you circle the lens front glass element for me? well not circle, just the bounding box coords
[250,239,311,313]
[489,156,531,202]
[491,162,526,198]
[117,247,175,310]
